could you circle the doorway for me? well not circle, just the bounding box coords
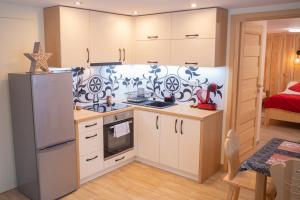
[227,8,300,162]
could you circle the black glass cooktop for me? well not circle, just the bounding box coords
[82,103,129,113]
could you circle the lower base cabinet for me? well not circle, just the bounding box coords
[160,114,200,175]
[80,150,103,179]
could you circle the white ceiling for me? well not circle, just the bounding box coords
[0,0,299,15]
[267,18,300,33]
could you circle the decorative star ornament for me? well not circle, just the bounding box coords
[24,42,52,73]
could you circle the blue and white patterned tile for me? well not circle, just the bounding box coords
[72,64,226,109]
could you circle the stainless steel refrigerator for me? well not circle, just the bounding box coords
[8,72,78,200]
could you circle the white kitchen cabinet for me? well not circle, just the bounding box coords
[76,117,104,182]
[160,115,179,169]
[171,9,217,39]
[170,8,227,67]
[136,110,160,163]
[178,118,200,175]
[90,11,133,64]
[44,6,90,67]
[170,39,216,66]
[134,40,170,65]
[160,115,200,175]
[135,13,171,40]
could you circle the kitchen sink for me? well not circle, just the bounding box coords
[125,100,176,109]
[143,101,174,108]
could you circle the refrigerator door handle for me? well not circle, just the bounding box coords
[39,140,75,152]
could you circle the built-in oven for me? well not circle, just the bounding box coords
[103,111,134,160]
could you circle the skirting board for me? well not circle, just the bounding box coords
[80,156,199,185]
[80,157,135,185]
[135,157,199,181]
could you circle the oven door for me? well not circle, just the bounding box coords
[103,118,134,159]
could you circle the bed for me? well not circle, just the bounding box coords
[264,81,300,127]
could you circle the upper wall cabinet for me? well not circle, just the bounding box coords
[170,8,228,67]
[44,6,133,67]
[134,8,228,67]
[44,6,90,67]
[171,9,216,39]
[90,11,133,64]
[135,14,171,40]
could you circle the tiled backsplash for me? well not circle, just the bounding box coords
[72,65,226,109]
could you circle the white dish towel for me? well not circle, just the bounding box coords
[114,122,130,138]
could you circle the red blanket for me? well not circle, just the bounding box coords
[264,94,300,113]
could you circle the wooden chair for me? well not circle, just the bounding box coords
[223,130,276,200]
[270,159,300,200]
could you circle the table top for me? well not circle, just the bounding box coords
[240,138,300,176]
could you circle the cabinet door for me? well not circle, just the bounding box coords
[178,118,200,175]
[170,39,216,67]
[118,15,134,64]
[160,115,179,169]
[60,7,90,67]
[171,9,216,39]
[134,40,170,65]
[135,14,171,40]
[90,12,133,63]
[137,111,160,163]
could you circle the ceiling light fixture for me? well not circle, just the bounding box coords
[288,28,300,33]
[75,1,82,6]
[191,3,197,8]
[133,11,138,15]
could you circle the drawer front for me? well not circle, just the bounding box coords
[79,129,103,156]
[78,118,103,133]
[80,150,103,180]
[104,150,135,169]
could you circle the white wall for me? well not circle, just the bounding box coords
[0,2,44,193]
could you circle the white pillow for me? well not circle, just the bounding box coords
[281,81,300,95]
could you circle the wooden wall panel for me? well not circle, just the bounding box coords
[264,33,300,96]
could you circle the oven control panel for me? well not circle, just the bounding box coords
[103,111,133,125]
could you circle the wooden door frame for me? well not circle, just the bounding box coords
[225,8,300,167]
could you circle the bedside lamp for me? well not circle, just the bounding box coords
[295,50,300,64]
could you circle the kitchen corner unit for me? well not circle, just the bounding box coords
[74,105,223,184]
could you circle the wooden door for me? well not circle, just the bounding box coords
[235,23,263,161]
[137,111,160,163]
[160,115,179,169]
[178,118,200,175]
[60,7,90,67]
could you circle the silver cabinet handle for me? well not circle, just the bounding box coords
[118,48,122,62]
[180,120,183,135]
[86,48,90,63]
[123,48,126,62]
[115,156,125,162]
[86,155,98,162]
[85,122,97,128]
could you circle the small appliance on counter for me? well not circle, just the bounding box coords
[193,83,218,110]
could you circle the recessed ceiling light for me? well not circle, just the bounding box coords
[133,11,138,15]
[288,28,300,33]
[75,1,82,5]
[191,3,197,8]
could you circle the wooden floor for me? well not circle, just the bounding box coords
[1,121,299,200]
